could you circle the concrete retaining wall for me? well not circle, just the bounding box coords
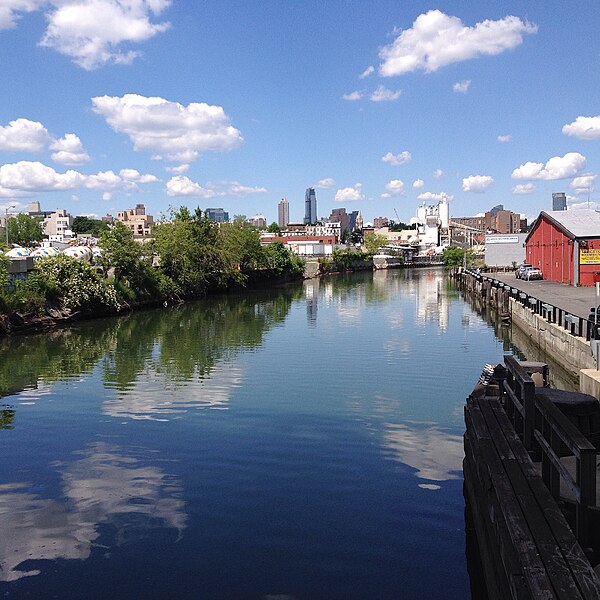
[510,298,595,377]
[580,369,600,399]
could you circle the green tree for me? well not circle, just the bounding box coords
[72,216,109,236]
[98,222,145,288]
[442,245,472,267]
[7,213,43,246]
[220,223,265,273]
[233,214,247,223]
[266,222,282,234]
[388,220,416,232]
[23,255,119,311]
[349,229,363,244]
[263,242,304,275]
[153,207,233,296]
[363,233,388,256]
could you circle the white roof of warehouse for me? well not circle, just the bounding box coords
[541,209,600,238]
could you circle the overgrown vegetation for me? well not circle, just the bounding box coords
[7,214,44,246]
[72,216,109,236]
[0,207,305,321]
[442,245,473,268]
[320,247,372,273]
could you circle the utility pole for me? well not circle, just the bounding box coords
[5,205,15,246]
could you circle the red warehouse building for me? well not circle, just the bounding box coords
[525,210,600,286]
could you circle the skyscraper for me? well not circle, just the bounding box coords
[304,187,317,225]
[278,198,289,227]
[206,208,229,223]
[552,192,567,211]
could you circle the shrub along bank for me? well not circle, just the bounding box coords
[0,207,304,333]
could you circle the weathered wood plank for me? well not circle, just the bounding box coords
[468,399,558,598]
[491,399,600,599]
[484,398,600,599]
[479,400,584,600]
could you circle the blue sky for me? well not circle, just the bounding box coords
[1,1,600,225]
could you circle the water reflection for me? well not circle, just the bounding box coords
[382,421,464,486]
[0,442,185,582]
[103,361,244,420]
[0,286,302,423]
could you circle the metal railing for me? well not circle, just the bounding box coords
[461,268,600,341]
[502,355,597,545]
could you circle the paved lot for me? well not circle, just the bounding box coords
[485,272,600,320]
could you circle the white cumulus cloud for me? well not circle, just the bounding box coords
[0,118,50,152]
[497,134,512,143]
[119,168,158,183]
[512,183,536,195]
[370,85,402,102]
[382,151,411,166]
[50,133,90,165]
[102,192,111,201]
[39,0,171,70]
[511,152,586,180]
[562,116,600,140]
[165,175,215,198]
[571,173,597,193]
[462,175,493,193]
[384,179,405,196]
[0,160,84,191]
[432,168,444,179]
[92,94,243,163]
[359,66,374,79]
[412,178,425,189]
[417,191,453,201]
[165,164,189,174]
[378,10,537,76]
[316,178,335,188]
[0,0,43,30]
[0,160,157,196]
[226,181,267,195]
[342,90,364,101]
[335,183,364,202]
[453,79,471,93]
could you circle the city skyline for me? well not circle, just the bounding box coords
[0,2,599,225]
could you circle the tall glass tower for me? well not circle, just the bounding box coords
[304,187,317,225]
[552,192,567,211]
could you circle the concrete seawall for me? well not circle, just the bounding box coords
[455,270,600,396]
[509,297,595,375]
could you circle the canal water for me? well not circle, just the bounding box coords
[0,268,511,599]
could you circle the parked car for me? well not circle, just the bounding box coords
[524,267,543,280]
[515,264,532,279]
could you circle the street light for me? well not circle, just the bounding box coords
[5,205,15,246]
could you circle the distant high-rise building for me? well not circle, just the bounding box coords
[249,214,267,227]
[206,208,229,223]
[278,198,289,227]
[373,216,389,228]
[304,187,317,225]
[489,204,504,216]
[552,192,567,211]
[329,207,349,232]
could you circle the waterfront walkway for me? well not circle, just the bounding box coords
[488,272,599,321]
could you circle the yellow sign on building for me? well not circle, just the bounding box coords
[580,249,600,264]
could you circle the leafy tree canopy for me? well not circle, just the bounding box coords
[442,245,472,267]
[98,222,143,283]
[363,233,388,256]
[7,213,43,246]
[388,220,416,232]
[72,216,109,236]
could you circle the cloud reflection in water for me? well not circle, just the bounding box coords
[382,422,463,485]
[0,442,186,582]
